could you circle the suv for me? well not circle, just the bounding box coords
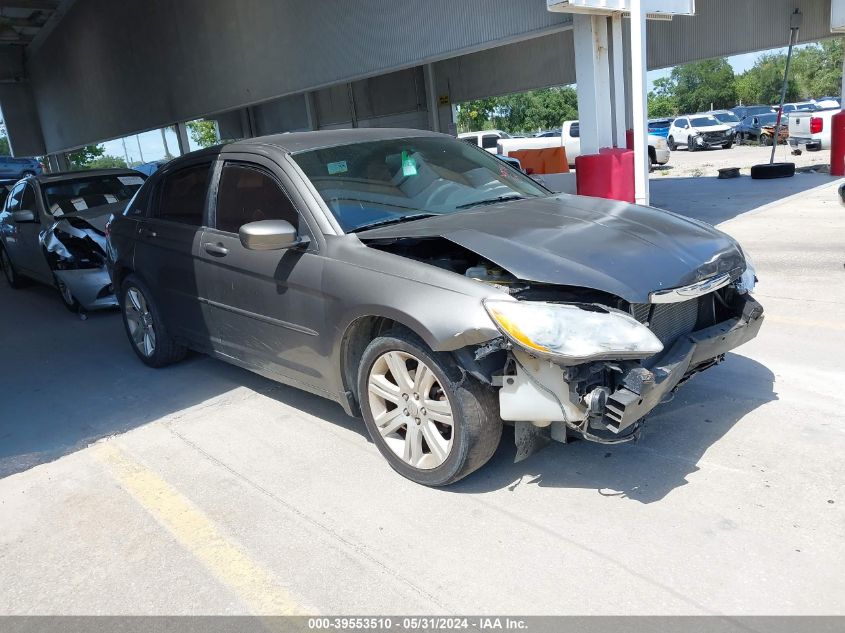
[0,155,42,179]
[668,115,734,151]
[457,130,511,152]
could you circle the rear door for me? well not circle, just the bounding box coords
[195,154,331,393]
[132,160,213,346]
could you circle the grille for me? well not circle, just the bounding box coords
[630,298,700,347]
[703,131,727,142]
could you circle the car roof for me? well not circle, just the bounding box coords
[32,168,144,184]
[232,128,445,154]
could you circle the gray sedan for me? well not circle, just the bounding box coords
[107,129,763,486]
[0,169,145,312]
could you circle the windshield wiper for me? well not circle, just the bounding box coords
[349,213,439,233]
[455,195,525,210]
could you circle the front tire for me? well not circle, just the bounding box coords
[54,274,80,312]
[722,141,733,149]
[120,274,186,367]
[0,244,26,289]
[667,136,676,151]
[358,329,502,486]
[688,135,697,152]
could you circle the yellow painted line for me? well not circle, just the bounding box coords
[765,314,845,331]
[93,441,308,615]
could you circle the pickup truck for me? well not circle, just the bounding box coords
[788,108,840,151]
[497,120,670,170]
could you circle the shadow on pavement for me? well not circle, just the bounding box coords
[651,172,835,226]
[449,353,776,503]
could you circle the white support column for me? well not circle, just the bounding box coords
[841,46,845,105]
[305,92,318,131]
[424,63,441,133]
[175,122,191,156]
[611,13,627,148]
[573,13,613,155]
[630,0,650,205]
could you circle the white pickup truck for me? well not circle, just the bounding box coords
[788,108,841,151]
[497,120,670,170]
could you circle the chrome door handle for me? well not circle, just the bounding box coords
[203,242,229,257]
[138,227,157,238]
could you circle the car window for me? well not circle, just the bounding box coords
[5,183,25,212]
[20,184,36,211]
[649,120,671,129]
[690,116,718,127]
[481,135,499,149]
[570,123,580,138]
[44,174,144,216]
[215,164,300,234]
[156,163,211,226]
[292,136,547,233]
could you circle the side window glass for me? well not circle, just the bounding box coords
[481,135,499,149]
[570,123,580,138]
[215,164,300,235]
[155,163,211,225]
[20,185,36,211]
[5,184,25,212]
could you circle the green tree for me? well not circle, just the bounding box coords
[68,145,105,170]
[456,87,578,134]
[86,155,128,169]
[792,39,844,99]
[0,135,10,156]
[647,76,678,117]
[669,58,736,113]
[734,53,799,105]
[186,119,219,148]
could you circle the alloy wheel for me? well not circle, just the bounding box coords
[56,277,74,306]
[367,350,454,470]
[124,286,156,357]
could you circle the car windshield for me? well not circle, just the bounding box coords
[292,136,548,232]
[690,116,720,127]
[756,113,778,125]
[648,120,671,129]
[712,112,740,123]
[43,174,145,216]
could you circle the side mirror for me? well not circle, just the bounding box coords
[239,220,309,251]
[13,210,35,223]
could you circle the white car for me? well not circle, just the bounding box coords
[498,121,670,171]
[667,115,735,151]
[458,130,512,153]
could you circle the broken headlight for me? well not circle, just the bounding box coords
[735,255,757,294]
[483,299,664,363]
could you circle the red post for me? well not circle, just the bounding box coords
[831,111,845,177]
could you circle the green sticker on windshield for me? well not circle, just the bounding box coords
[401,151,417,177]
[327,160,348,175]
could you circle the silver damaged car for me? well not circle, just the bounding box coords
[106,129,763,486]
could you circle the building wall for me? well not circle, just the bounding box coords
[24,0,572,153]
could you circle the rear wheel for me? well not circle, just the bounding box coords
[760,134,773,146]
[54,274,80,312]
[667,136,676,151]
[120,274,186,367]
[358,329,502,486]
[0,244,26,289]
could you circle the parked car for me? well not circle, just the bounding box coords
[134,160,169,176]
[730,105,776,121]
[107,129,763,486]
[780,102,817,114]
[0,155,42,179]
[736,112,779,144]
[535,129,562,138]
[457,130,511,152]
[788,107,841,151]
[498,121,670,170]
[0,169,146,311]
[813,96,841,110]
[647,118,672,138]
[667,115,734,151]
[708,110,741,128]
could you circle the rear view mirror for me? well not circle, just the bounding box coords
[239,220,308,251]
[12,210,35,223]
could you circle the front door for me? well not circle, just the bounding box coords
[196,158,330,393]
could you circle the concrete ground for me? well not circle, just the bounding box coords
[658,143,830,178]
[1,174,844,615]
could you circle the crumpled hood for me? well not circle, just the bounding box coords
[691,123,732,134]
[356,194,745,303]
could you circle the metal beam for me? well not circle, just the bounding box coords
[630,0,650,205]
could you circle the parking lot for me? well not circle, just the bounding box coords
[1,171,843,615]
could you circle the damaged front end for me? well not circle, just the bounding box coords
[41,213,117,310]
[364,234,764,460]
